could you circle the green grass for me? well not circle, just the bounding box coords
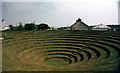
[2,30,120,71]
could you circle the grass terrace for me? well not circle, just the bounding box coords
[2,30,120,71]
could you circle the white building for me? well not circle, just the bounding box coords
[71,18,90,30]
[92,24,111,31]
[0,25,10,31]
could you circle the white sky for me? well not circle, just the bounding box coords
[0,2,1,18]
[118,0,120,24]
[1,0,119,2]
[1,0,119,27]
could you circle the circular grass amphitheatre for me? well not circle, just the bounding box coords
[2,30,120,71]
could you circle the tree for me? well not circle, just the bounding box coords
[9,25,13,30]
[18,22,23,30]
[24,23,35,30]
[38,23,50,30]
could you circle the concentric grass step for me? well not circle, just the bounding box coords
[43,49,85,62]
[2,31,120,71]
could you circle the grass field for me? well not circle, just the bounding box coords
[2,30,120,71]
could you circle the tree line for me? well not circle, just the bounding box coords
[9,22,50,30]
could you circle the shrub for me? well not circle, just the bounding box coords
[38,23,50,30]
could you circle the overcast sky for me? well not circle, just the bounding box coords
[1,0,119,27]
[0,3,1,20]
[118,0,120,24]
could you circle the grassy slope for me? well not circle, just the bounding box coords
[2,30,120,71]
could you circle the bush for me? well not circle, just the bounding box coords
[24,23,35,30]
[38,23,50,30]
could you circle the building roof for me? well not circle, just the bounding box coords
[93,24,111,29]
[71,18,89,27]
[0,26,10,31]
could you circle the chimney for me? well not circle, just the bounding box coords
[76,18,81,22]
